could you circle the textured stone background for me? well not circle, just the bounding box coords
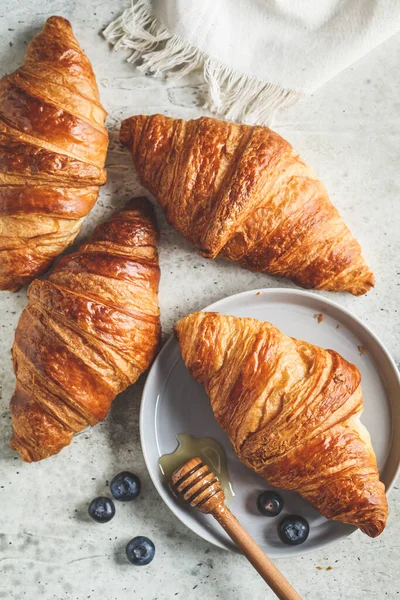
[0,1,399,599]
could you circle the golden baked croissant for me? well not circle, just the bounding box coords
[0,16,108,292]
[175,312,388,537]
[10,198,160,462]
[121,114,373,296]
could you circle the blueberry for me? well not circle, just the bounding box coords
[126,536,155,566]
[88,496,115,523]
[256,491,283,517]
[110,471,141,501]
[278,515,310,545]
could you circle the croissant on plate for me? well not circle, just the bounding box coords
[0,16,108,292]
[175,311,388,537]
[121,114,373,296]
[10,198,161,462]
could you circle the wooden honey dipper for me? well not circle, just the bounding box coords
[171,457,302,600]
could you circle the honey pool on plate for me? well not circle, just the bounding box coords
[158,433,235,502]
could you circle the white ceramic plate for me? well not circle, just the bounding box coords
[140,289,400,557]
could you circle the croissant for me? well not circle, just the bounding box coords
[10,197,161,462]
[121,114,373,296]
[0,16,108,292]
[175,312,388,537]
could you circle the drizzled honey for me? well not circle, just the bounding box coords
[158,433,234,502]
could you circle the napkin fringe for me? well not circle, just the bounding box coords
[103,0,302,124]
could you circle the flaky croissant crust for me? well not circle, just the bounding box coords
[0,16,108,291]
[121,114,374,295]
[175,311,388,537]
[10,198,161,462]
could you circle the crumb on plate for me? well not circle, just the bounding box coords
[313,313,323,324]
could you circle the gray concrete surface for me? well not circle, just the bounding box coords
[0,2,399,598]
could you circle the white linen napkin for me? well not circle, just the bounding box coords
[104,0,400,124]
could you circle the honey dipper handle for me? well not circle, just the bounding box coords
[213,505,302,600]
